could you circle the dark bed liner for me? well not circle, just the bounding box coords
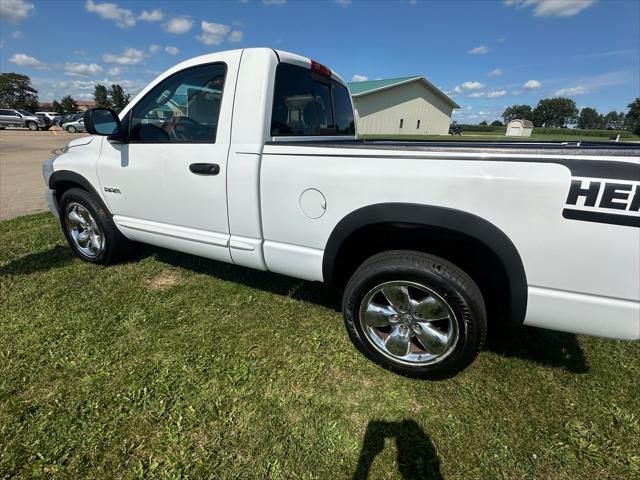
[266,139,640,157]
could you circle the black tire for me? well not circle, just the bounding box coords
[66,126,77,133]
[26,121,38,131]
[342,250,487,379]
[58,188,130,264]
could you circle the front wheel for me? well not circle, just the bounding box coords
[59,188,130,264]
[66,125,77,133]
[342,250,487,379]
[26,121,38,131]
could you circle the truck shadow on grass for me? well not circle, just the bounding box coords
[0,243,588,374]
[352,420,443,480]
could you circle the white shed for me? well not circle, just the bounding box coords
[506,119,534,137]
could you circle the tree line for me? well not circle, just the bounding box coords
[492,97,640,134]
[0,72,131,115]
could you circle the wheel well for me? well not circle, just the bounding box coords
[51,180,85,207]
[330,223,513,326]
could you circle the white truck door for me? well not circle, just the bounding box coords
[97,58,238,262]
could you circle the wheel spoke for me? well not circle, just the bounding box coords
[381,285,411,311]
[384,325,411,357]
[363,302,397,328]
[76,230,90,246]
[89,233,102,252]
[67,209,84,226]
[413,296,449,321]
[413,322,449,354]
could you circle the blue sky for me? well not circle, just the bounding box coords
[0,0,638,123]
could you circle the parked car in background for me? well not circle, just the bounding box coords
[35,113,53,130]
[35,111,62,125]
[62,118,86,133]
[0,108,46,130]
[449,124,463,135]
[59,113,83,127]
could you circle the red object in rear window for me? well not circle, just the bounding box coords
[310,60,331,78]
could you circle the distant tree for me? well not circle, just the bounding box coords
[577,107,601,129]
[532,97,578,127]
[479,120,488,126]
[602,111,626,130]
[59,95,78,114]
[108,84,130,113]
[490,120,503,126]
[502,104,533,123]
[51,100,63,114]
[0,72,39,111]
[94,84,111,109]
[625,98,640,135]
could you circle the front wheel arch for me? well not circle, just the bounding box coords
[49,171,112,218]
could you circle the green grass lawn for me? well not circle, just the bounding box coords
[361,132,640,142]
[1,213,639,479]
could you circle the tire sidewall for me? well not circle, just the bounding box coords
[67,126,76,133]
[27,122,38,131]
[59,190,112,264]
[343,255,485,379]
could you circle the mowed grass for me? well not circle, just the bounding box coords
[361,132,640,142]
[1,213,639,479]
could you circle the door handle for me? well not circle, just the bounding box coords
[189,163,220,175]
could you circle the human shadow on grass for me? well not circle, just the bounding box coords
[352,420,443,480]
[0,245,75,275]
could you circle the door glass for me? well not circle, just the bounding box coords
[129,63,226,143]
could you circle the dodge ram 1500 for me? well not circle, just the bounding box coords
[43,48,640,378]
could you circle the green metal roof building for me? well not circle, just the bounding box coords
[347,76,459,136]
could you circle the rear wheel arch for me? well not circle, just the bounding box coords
[323,203,528,326]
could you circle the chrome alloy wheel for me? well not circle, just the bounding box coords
[64,202,104,258]
[358,281,459,366]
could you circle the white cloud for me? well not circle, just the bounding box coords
[468,45,489,54]
[0,0,35,22]
[107,66,125,76]
[64,62,104,77]
[138,9,164,22]
[487,89,508,98]
[102,47,146,65]
[460,81,485,90]
[163,16,193,34]
[335,0,352,6]
[496,37,506,42]
[228,30,243,43]
[523,79,542,89]
[85,0,135,28]
[148,44,160,54]
[198,21,231,45]
[487,68,503,77]
[9,53,44,69]
[12,30,24,39]
[468,92,486,98]
[554,85,590,96]
[165,46,180,55]
[351,74,368,82]
[504,0,596,17]
[263,0,287,4]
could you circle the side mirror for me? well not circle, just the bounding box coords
[84,108,125,141]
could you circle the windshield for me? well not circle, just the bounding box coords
[17,110,33,116]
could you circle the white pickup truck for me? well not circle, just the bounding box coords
[42,48,640,378]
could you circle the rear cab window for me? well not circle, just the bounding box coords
[271,63,355,136]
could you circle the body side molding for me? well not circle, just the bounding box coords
[322,203,528,325]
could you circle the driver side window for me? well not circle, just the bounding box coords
[129,63,226,143]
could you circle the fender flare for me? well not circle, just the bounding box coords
[322,203,528,325]
[48,170,112,216]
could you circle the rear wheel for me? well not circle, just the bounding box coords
[59,188,130,264]
[342,250,487,379]
[26,121,38,131]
